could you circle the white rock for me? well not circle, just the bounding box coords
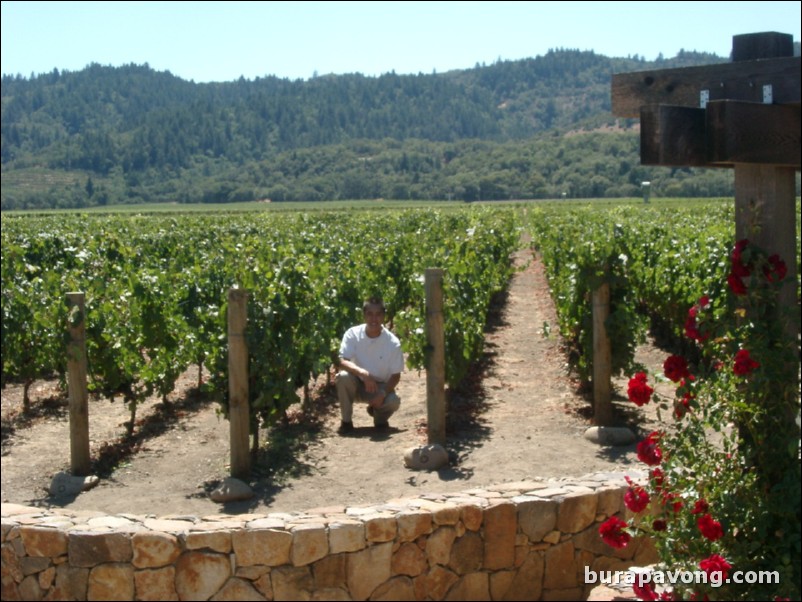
[49,472,99,496]
[583,426,636,446]
[403,445,449,470]
[210,477,254,502]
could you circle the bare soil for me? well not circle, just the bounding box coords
[1,251,674,517]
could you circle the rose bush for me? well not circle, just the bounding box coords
[600,240,800,600]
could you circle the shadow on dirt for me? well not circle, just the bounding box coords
[1,391,68,449]
[202,381,340,509]
[88,389,216,480]
[591,396,656,467]
[13,383,220,508]
[441,287,510,469]
[251,390,335,484]
[1,379,218,478]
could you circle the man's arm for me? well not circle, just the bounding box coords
[366,372,400,409]
[384,372,400,395]
[338,357,367,379]
[338,357,379,393]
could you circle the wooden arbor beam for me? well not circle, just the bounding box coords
[640,101,801,167]
[612,55,801,118]
[706,101,800,166]
[615,31,801,168]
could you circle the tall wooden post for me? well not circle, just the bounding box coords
[730,36,800,451]
[228,288,250,480]
[66,292,91,476]
[425,268,446,446]
[730,33,799,341]
[592,282,613,426]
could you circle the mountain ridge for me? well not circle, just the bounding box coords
[0,48,768,209]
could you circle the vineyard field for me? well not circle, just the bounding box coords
[1,197,799,516]
[3,197,798,431]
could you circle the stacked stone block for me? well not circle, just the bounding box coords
[1,472,656,600]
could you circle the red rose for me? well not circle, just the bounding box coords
[764,254,788,283]
[699,554,732,581]
[633,581,659,601]
[697,513,724,541]
[691,499,709,515]
[674,391,693,419]
[652,519,667,531]
[733,349,760,376]
[627,372,654,406]
[731,239,749,265]
[650,467,665,492]
[727,273,748,296]
[598,516,631,549]
[684,315,701,340]
[663,355,690,382]
[624,483,650,513]
[684,298,711,341]
[730,260,751,278]
[637,432,663,466]
[663,491,683,513]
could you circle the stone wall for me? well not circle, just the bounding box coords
[1,471,656,601]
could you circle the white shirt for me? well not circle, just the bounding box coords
[339,324,404,382]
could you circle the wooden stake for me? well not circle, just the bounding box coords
[425,268,446,446]
[228,288,250,480]
[66,292,90,476]
[592,282,613,426]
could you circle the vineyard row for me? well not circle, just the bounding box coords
[1,208,520,431]
[524,200,801,384]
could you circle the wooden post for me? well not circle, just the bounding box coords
[66,292,91,476]
[730,34,800,343]
[734,165,799,330]
[591,282,613,426]
[228,288,250,480]
[425,268,446,446]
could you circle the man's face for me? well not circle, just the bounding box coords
[364,304,385,335]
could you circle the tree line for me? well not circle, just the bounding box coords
[3,48,775,209]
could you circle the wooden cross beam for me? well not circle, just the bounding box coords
[612,35,801,168]
[611,31,800,341]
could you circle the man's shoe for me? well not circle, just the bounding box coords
[337,421,354,435]
[373,421,390,432]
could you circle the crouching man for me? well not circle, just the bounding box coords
[336,297,403,434]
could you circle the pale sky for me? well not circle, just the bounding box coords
[2,1,800,83]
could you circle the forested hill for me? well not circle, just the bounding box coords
[1,49,739,209]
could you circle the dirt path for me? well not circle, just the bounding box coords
[1,249,668,517]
